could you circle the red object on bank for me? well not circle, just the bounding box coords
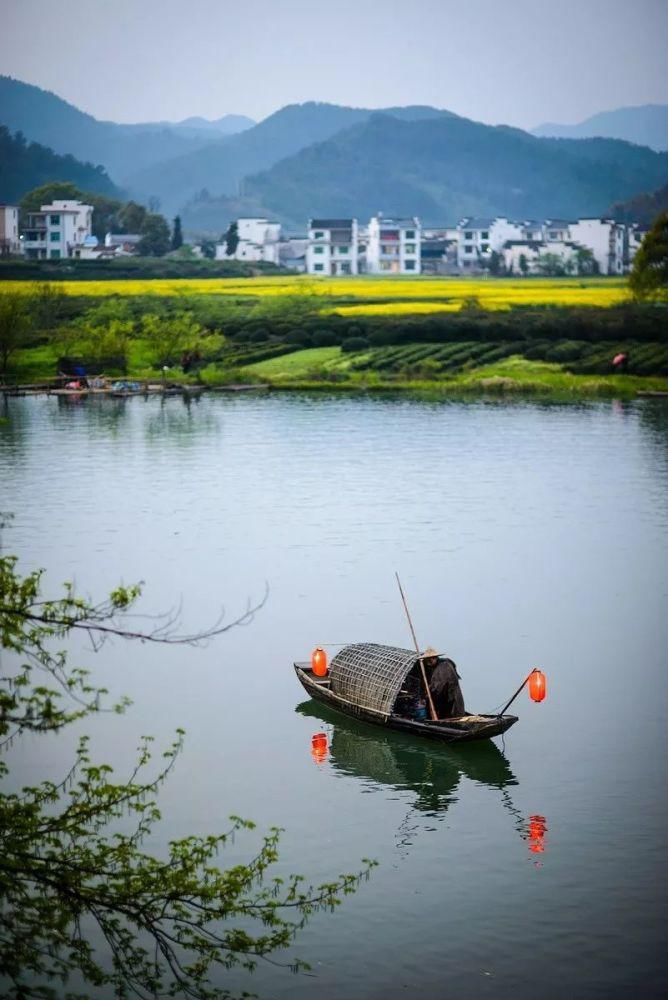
[311,647,328,676]
[529,669,546,702]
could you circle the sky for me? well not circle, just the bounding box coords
[1,0,667,128]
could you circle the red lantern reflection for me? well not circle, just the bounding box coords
[528,669,546,703]
[310,732,329,765]
[528,814,547,854]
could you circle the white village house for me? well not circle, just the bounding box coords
[0,204,20,255]
[215,218,281,264]
[365,214,421,274]
[21,199,93,259]
[306,218,361,275]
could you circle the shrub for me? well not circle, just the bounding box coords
[341,336,371,352]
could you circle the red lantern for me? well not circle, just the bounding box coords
[311,732,328,764]
[311,647,328,677]
[529,669,546,703]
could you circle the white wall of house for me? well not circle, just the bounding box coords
[568,219,625,275]
[216,218,282,263]
[306,219,360,275]
[21,200,93,259]
[366,215,421,274]
[0,205,20,254]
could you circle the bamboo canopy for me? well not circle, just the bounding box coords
[329,643,420,717]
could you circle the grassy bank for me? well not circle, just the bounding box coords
[3,275,667,398]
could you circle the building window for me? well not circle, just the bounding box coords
[313,231,324,239]
[404,230,415,239]
[313,263,324,272]
[464,231,473,239]
[50,215,60,225]
[314,246,324,254]
[464,244,474,254]
[481,231,489,240]
[405,260,416,271]
[481,243,489,253]
[338,245,349,254]
[50,249,61,259]
[50,232,60,242]
[380,261,392,271]
[405,244,416,254]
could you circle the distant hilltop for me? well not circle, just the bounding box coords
[532,104,668,152]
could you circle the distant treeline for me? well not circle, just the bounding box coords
[0,258,286,280]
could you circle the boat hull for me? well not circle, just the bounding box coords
[294,664,517,743]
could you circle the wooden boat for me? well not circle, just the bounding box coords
[294,642,518,744]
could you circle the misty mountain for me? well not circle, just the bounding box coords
[134,114,256,139]
[123,102,450,212]
[181,113,668,233]
[0,76,229,183]
[0,125,121,203]
[532,104,668,152]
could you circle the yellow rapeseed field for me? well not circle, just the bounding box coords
[0,275,630,310]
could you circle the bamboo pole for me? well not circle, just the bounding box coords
[496,669,538,717]
[395,572,438,722]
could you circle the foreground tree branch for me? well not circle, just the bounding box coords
[0,553,375,998]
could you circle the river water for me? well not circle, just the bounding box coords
[2,392,667,998]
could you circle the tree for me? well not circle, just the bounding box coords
[223,221,239,257]
[138,213,171,257]
[0,550,374,998]
[0,291,35,376]
[172,215,184,251]
[574,247,599,276]
[535,252,567,277]
[118,200,147,235]
[519,253,529,276]
[630,211,668,301]
[140,311,203,367]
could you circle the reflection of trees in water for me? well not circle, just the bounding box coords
[143,396,221,446]
[636,399,668,470]
[297,701,532,859]
[0,395,29,460]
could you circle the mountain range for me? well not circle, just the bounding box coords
[0,76,252,182]
[1,75,667,236]
[532,104,668,152]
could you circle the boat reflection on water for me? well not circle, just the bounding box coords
[298,700,548,862]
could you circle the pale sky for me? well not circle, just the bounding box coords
[1,0,667,128]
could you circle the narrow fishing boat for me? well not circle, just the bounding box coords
[294,642,519,744]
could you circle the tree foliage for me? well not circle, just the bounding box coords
[140,311,203,367]
[138,214,171,257]
[223,222,239,257]
[629,211,668,301]
[172,216,184,251]
[0,291,34,376]
[0,550,374,998]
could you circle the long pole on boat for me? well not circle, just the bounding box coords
[395,572,438,722]
[496,669,539,717]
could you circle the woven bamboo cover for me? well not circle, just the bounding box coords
[329,643,417,716]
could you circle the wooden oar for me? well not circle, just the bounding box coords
[395,572,438,722]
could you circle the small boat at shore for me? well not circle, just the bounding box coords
[294,642,519,744]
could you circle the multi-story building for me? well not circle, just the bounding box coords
[216,218,282,264]
[306,218,360,275]
[0,204,20,255]
[567,218,626,275]
[22,200,93,259]
[365,215,420,274]
[457,217,525,269]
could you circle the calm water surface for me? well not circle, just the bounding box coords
[2,392,667,999]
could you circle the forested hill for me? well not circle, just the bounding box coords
[0,76,223,182]
[182,112,668,232]
[123,102,450,211]
[0,126,121,203]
